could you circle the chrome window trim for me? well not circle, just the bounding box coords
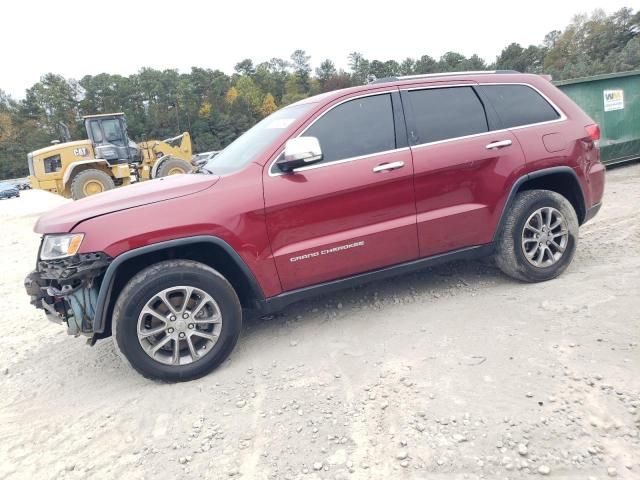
[279,147,411,174]
[268,82,567,176]
[268,89,400,177]
[402,82,567,150]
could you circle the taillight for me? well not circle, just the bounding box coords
[585,124,601,142]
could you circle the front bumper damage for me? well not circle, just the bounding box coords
[25,252,112,337]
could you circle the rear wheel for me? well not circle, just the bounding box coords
[155,157,191,177]
[70,169,116,200]
[112,260,242,381]
[495,190,579,282]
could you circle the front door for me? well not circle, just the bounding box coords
[263,91,419,292]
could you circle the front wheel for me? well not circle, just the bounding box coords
[112,260,242,381]
[495,190,579,282]
[155,157,191,177]
[70,168,116,200]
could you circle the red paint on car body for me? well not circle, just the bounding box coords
[34,72,605,300]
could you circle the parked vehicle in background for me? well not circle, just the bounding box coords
[0,183,20,199]
[191,151,220,169]
[13,179,32,190]
[28,113,193,200]
[25,71,605,381]
[556,70,640,165]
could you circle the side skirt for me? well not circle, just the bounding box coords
[259,243,495,314]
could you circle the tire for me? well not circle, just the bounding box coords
[155,157,191,177]
[70,169,116,200]
[112,260,242,381]
[495,189,579,283]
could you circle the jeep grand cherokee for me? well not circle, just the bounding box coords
[25,71,605,381]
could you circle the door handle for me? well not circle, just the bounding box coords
[485,139,512,150]
[372,161,405,173]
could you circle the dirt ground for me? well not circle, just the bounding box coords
[1,164,639,480]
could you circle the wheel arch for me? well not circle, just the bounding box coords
[92,236,265,338]
[494,166,587,242]
[63,159,111,188]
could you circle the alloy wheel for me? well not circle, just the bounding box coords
[521,206,569,267]
[136,286,223,365]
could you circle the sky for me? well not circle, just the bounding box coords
[1,0,634,98]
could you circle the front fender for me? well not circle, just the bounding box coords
[63,159,111,187]
[91,236,265,335]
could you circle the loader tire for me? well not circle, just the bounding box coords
[70,169,116,200]
[155,157,191,177]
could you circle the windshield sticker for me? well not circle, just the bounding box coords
[266,118,295,129]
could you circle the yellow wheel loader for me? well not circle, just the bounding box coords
[27,113,193,200]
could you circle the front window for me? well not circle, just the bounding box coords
[203,103,315,175]
[101,119,125,146]
[303,93,396,164]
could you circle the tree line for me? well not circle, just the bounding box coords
[1,8,638,179]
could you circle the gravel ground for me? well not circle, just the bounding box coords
[1,165,639,480]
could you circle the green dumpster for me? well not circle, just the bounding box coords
[555,70,640,165]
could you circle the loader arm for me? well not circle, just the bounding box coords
[139,132,192,162]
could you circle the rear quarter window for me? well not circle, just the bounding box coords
[478,84,560,128]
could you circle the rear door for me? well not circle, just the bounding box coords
[476,83,567,171]
[402,84,527,257]
[263,90,419,292]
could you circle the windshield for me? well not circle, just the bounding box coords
[203,103,315,175]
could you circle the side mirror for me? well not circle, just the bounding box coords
[276,137,323,173]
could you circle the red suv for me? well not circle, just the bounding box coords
[25,71,605,381]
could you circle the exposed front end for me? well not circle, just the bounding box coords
[25,235,111,337]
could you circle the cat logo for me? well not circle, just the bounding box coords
[73,147,89,157]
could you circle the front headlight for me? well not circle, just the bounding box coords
[40,233,84,260]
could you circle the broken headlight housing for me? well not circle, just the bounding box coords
[40,233,84,260]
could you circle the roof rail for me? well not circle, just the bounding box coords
[369,70,520,84]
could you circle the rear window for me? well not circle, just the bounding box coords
[478,84,560,128]
[406,86,488,145]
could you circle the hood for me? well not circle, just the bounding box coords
[31,140,92,157]
[35,173,219,233]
